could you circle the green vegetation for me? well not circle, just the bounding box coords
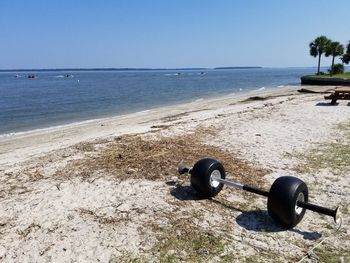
[309,36,331,75]
[342,205,349,215]
[156,230,228,262]
[313,247,350,263]
[325,41,344,75]
[330,63,344,75]
[304,72,350,79]
[108,229,233,262]
[293,122,350,175]
[309,36,349,75]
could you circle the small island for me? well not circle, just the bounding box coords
[214,66,262,70]
[301,36,350,86]
[301,73,350,85]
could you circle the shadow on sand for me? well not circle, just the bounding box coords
[169,184,203,201]
[316,102,350,106]
[170,184,322,240]
[316,102,338,106]
[236,210,322,240]
[236,210,284,233]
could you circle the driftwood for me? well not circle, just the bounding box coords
[297,88,333,94]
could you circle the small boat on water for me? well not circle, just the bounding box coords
[28,74,37,79]
[55,74,74,79]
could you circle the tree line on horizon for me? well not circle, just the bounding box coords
[309,36,350,75]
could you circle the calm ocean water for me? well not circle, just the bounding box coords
[0,68,314,135]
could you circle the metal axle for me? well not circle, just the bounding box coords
[214,177,340,223]
[215,178,269,197]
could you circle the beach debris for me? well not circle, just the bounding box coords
[53,129,268,186]
[297,88,333,94]
[179,158,341,228]
[247,96,266,101]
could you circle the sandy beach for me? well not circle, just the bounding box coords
[0,85,349,262]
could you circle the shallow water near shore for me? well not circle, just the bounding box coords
[0,68,314,135]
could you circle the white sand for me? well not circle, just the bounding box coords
[0,85,349,262]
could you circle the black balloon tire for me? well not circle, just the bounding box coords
[267,176,309,228]
[190,158,225,198]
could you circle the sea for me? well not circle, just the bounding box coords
[0,67,315,136]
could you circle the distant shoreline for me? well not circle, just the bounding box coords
[0,67,262,72]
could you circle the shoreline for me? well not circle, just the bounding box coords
[0,85,302,164]
[0,84,294,137]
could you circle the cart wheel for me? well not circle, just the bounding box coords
[267,176,308,228]
[190,158,225,198]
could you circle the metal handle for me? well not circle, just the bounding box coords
[297,201,340,223]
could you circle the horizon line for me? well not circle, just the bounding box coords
[0,66,324,72]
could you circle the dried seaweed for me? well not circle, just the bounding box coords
[55,127,269,185]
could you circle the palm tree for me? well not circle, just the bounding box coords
[309,36,331,74]
[325,41,344,75]
[342,41,350,64]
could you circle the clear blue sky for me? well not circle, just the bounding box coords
[0,0,349,69]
